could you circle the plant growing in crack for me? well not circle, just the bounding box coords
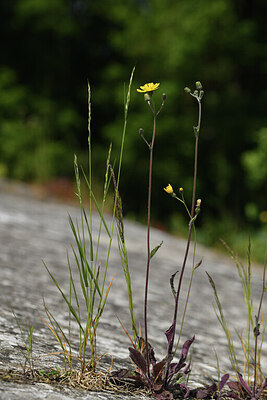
[111,81,204,400]
[196,373,230,399]
[42,68,136,376]
[207,244,267,400]
[13,312,36,375]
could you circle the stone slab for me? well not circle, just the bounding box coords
[0,190,266,399]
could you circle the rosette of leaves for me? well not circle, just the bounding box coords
[111,336,194,400]
[196,373,229,399]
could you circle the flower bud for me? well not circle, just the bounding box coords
[195,199,201,215]
[139,128,144,135]
[144,92,152,102]
[179,187,183,193]
[162,93,167,101]
[184,87,191,94]
[196,81,203,90]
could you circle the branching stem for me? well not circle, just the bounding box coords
[165,96,202,384]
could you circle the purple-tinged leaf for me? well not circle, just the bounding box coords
[167,337,195,383]
[129,347,147,376]
[257,377,267,396]
[153,382,164,392]
[227,381,241,392]
[197,383,217,399]
[168,361,186,377]
[219,374,230,391]
[237,373,253,395]
[109,368,143,387]
[196,388,210,399]
[181,336,195,358]
[152,359,166,381]
[180,383,190,398]
[227,393,242,400]
[153,390,173,400]
[174,336,195,373]
[149,346,157,365]
[165,322,175,348]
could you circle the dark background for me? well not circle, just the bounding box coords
[0,0,266,260]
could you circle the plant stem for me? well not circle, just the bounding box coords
[253,257,266,397]
[165,97,201,382]
[144,108,157,379]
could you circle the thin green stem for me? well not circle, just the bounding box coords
[87,82,92,251]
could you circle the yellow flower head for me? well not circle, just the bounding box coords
[179,187,183,193]
[164,184,173,194]
[137,82,160,93]
[196,199,201,207]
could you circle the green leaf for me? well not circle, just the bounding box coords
[170,270,179,298]
[43,262,84,334]
[150,241,163,259]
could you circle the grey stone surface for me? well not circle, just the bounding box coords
[0,189,266,399]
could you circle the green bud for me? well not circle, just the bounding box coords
[199,90,204,100]
[162,93,167,101]
[184,87,191,94]
[139,128,144,135]
[144,92,152,102]
[196,81,203,90]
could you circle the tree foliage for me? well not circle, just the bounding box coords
[0,0,266,243]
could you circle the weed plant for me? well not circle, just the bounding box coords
[13,312,35,374]
[207,242,266,400]
[41,69,135,375]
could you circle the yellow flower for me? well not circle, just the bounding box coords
[137,82,160,93]
[196,199,201,207]
[179,187,183,193]
[164,184,173,194]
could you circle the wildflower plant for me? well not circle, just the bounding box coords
[112,79,266,400]
[111,81,205,400]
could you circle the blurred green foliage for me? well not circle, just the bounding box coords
[0,0,266,257]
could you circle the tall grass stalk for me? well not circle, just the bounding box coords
[43,68,135,374]
[207,242,266,390]
[110,165,138,344]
